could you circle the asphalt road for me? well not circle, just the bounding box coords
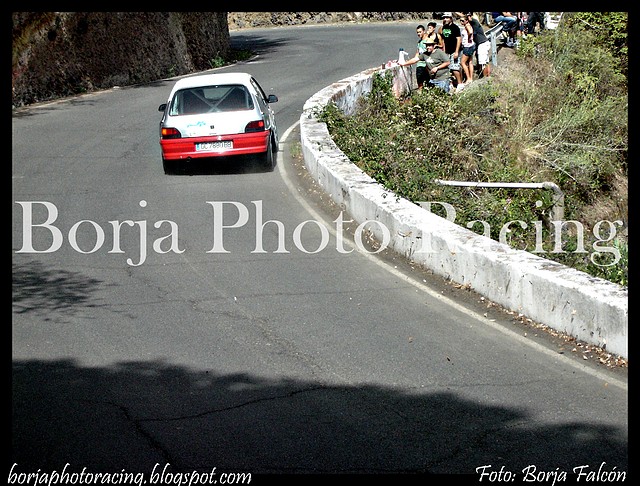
[12,22,627,480]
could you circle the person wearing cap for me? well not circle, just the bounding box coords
[400,38,451,93]
[423,39,452,92]
[438,12,463,91]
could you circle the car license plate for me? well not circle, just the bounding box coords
[195,141,233,151]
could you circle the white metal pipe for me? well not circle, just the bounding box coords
[432,179,564,221]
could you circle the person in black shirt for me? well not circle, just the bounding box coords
[438,13,463,91]
[462,12,491,78]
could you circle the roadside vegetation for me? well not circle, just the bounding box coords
[318,12,628,286]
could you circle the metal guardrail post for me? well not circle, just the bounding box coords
[484,23,504,67]
[542,181,565,221]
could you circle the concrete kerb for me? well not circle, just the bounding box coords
[299,64,628,360]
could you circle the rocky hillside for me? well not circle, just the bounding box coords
[12,12,434,108]
[227,12,434,30]
[11,12,230,108]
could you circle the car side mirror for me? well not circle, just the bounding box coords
[267,95,278,103]
[158,103,167,112]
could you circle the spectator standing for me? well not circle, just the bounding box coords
[513,12,527,47]
[459,14,476,86]
[526,12,545,34]
[424,21,444,49]
[465,12,491,78]
[401,25,430,90]
[438,13,463,92]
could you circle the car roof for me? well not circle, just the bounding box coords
[171,72,254,92]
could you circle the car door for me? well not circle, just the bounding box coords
[250,77,278,147]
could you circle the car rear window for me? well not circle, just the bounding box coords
[170,85,254,115]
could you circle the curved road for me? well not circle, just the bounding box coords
[12,23,627,478]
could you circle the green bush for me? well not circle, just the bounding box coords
[321,13,628,286]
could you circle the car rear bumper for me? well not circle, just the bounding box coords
[160,130,270,160]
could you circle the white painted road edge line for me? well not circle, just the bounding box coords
[277,121,627,392]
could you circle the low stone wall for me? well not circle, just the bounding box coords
[299,64,628,359]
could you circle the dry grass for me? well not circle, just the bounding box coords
[323,23,628,285]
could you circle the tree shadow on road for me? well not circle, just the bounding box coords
[11,358,628,479]
[12,260,105,320]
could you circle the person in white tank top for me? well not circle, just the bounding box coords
[458,14,477,86]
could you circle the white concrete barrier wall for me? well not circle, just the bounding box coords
[300,65,628,359]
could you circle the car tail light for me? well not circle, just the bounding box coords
[161,127,182,139]
[244,120,265,133]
